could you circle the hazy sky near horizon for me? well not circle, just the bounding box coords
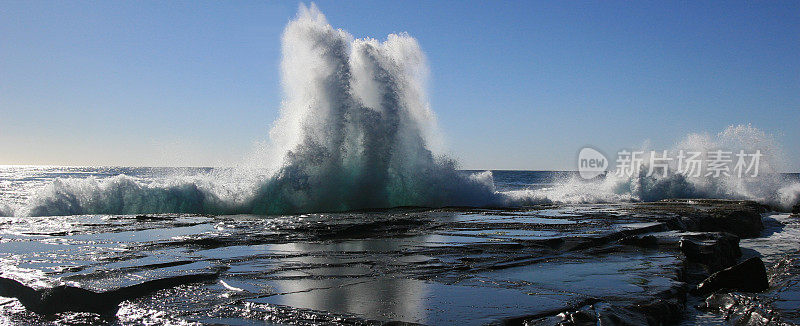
[2,1,798,170]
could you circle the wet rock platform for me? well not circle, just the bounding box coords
[1,199,798,325]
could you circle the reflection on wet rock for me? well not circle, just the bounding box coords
[1,200,800,325]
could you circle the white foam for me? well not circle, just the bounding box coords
[13,4,497,217]
[501,125,800,211]
[0,203,12,217]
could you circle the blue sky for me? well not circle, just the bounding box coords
[1,1,798,170]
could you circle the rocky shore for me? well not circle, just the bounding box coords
[0,199,798,325]
[517,200,799,326]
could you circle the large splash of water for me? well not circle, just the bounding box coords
[8,4,497,217]
[245,4,496,214]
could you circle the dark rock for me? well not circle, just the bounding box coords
[620,235,658,247]
[0,277,40,313]
[518,300,683,326]
[0,273,218,315]
[685,202,764,238]
[35,286,121,315]
[633,298,685,325]
[135,214,171,221]
[695,257,769,296]
[508,287,686,326]
[703,207,763,238]
[680,232,741,273]
[637,199,764,238]
[562,310,597,325]
[701,292,787,325]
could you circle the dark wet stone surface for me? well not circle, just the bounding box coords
[680,232,741,273]
[698,251,800,325]
[0,199,797,325]
[0,273,218,315]
[695,257,769,296]
[625,199,766,238]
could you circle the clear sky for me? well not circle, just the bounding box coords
[1,1,798,170]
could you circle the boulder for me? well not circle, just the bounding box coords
[679,232,741,273]
[695,257,769,296]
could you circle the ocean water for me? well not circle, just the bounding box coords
[0,167,559,214]
[1,166,797,218]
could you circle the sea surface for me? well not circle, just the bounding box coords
[0,167,567,210]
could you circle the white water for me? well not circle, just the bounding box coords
[244,4,496,214]
[0,203,12,217]
[5,4,497,217]
[505,124,800,211]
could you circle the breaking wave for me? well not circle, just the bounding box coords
[245,5,496,214]
[11,4,498,217]
[0,203,12,217]
[503,125,800,211]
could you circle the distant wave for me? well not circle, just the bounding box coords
[0,203,12,217]
[15,175,237,217]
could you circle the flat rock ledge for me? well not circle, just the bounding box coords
[510,199,782,326]
[0,199,790,325]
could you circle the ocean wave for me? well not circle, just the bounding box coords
[240,4,497,214]
[11,4,498,217]
[0,203,13,217]
[500,125,800,211]
[12,168,496,217]
[16,175,232,217]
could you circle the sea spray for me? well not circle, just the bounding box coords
[16,175,231,217]
[12,4,497,217]
[504,125,800,211]
[245,4,496,214]
[0,203,12,217]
